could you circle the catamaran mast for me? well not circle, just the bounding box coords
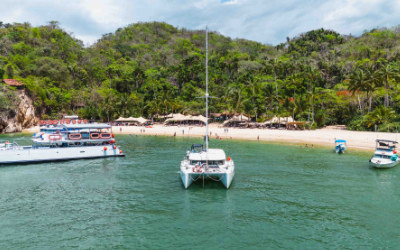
[205,27,209,153]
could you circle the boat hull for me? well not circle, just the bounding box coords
[335,144,346,154]
[370,159,399,169]
[0,145,124,165]
[180,171,234,189]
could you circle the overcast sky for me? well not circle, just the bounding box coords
[2,0,400,46]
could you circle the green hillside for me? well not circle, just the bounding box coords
[1,21,400,131]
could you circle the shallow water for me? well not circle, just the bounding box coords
[0,134,399,248]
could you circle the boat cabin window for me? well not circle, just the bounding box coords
[374,154,391,159]
[190,160,224,166]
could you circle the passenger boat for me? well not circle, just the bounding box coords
[335,139,347,154]
[369,139,399,169]
[180,28,235,189]
[0,121,124,164]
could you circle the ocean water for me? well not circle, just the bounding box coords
[0,134,399,249]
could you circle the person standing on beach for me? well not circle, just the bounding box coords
[174,132,176,137]
[182,129,184,135]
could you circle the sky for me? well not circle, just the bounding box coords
[2,0,400,46]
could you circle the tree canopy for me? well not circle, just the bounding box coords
[1,21,400,131]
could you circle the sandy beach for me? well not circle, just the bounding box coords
[22,124,398,151]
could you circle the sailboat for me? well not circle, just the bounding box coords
[179,28,235,189]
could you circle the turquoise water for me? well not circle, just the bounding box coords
[1,134,400,249]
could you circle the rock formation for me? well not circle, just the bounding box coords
[0,89,38,133]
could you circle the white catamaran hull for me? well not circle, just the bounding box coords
[180,164,234,189]
[0,145,124,164]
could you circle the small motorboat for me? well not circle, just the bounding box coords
[335,139,347,154]
[370,139,399,169]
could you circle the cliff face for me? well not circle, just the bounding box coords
[0,90,38,133]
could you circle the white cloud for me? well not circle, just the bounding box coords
[1,0,399,46]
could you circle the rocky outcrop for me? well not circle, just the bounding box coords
[0,90,38,133]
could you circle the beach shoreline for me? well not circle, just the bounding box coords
[22,124,399,152]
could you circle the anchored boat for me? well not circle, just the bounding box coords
[0,119,124,164]
[370,139,399,169]
[335,139,347,154]
[179,28,235,189]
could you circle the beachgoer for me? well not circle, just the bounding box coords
[305,144,308,148]
[120,127,122,132]
[257,135,259,141]
[174,132,176,137]
[311,144,314,149]
[182,129,184,135]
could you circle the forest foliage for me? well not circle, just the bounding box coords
[1,21,400,131]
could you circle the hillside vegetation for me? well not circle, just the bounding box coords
[1,21,400,131]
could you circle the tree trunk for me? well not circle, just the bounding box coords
[357,94,362,113]
[274,69,278,111]
[368,93,372,113]
[385,77,389,107]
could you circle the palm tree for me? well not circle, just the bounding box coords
[376,61,399,107]
[268,58,281,111]
[346,68,367,113]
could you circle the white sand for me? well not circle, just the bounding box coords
[23,124,399,151]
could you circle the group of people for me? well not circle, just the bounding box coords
[192,162,205,173]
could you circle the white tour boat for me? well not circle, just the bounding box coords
[369,139,399,169]
[180,28,235,189]
[0,118,124,164]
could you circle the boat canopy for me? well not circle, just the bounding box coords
[62,124,111,129]
[376,139,398,144]
[335,139,347,143]
[188,148,226,161]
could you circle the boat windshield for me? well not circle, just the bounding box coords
[191,144,204,153]
[374,154,391,159]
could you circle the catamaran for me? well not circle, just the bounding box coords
[0,117,124,164]
[369,139,399,169]
[180,28,235,189]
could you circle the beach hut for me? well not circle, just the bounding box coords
[164,114,207,126]
[114,117,150,126]
[264,116,295,128]
[222,115,250,127]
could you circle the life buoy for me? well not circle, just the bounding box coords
[90,133,100,139]
[66,119,71,124]
[84,119,88,124]
[69,133,82,140]
[227,156,231,161]
[100,133,111,139]
[78,120,82,124]
[72,120,76,124]
[42,120,47,125]
[49,134,62,141]
[53,120,58,125]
